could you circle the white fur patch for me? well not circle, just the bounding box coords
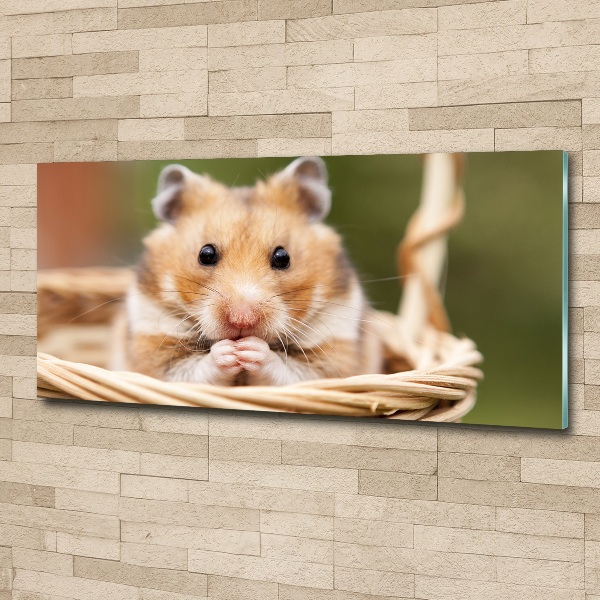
[288,282,364,348]
[126,282,193,337]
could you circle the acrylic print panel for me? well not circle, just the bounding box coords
[37,151,566,429]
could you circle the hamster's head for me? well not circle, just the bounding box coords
[138,157,357,346]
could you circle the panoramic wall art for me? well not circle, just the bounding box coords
[37,151,567,429]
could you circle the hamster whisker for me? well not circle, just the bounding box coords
[283,319,342,377]
[273,318,311,368]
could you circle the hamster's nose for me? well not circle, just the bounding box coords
[227,303,260,329]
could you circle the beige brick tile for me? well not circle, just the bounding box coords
[10,270,33,291]
[74,556,208,596]
[118,0,257,30]
[140,93,207,118]
[73,70,207,97]
[0,315,35,336]
[288,58,437,89]
[585,385,600,410]
[0,144,53,165]
[188,549,333,588]
[439,72,600,106]
[359,470,436,500]
[439,21,600,56]
[139,589,205,600]
[570,205,600,229]
[57,532,120,561]
[438,50,529,81]
[185,113,331,140]
[527,0,598,23]
[12,78,73,101]
[12,34,72,59]
[0,481,53,508]
[12,548,73,577]
[439,0,526,29]
[0,104,9,123]
[256,137,332,156]
[522,457,600,489]
[118,118,185,141]
[120,542,187,570]
[13,569,139,599]
[0,459,119,494]
[414,575,584,600]
[355,82,436,110]
[139,47,207,72]
[496,507,584,538]
[584,98,600,125]
[0,335,35,356]
[208,20,285,47]
[12,398,135,431]
[573,281,600,306]
[282,441,436,474]
[586,124,600,150]
[54,140,118,162]
[54,489,119,517]
[0,165,36,186]
[438,427,600,461]
[334,566,413,597]
[210,436,281,464]
[495,126,581,151]
[438,452,521,481]
[497,556,584,589]
[259,0,332,20]
[0,547,8,566]
[121,474,188,501]
[531,46,600,75]
[586,332,600,359]
[118,139,255,160]
[333,128,494,155]
[0,120,117,144]
[13,52,138,80]
[0,356,35,376]
[0,8,116,36]
[261,510,333,540]
[286,9,437,41]
[0,437,9,459]
[209,413,437,451]
[587,514,600,540]
[73,425,207,457]
[415,524,583,561]
[210,460,358,493]
[12,377,36,400]
[261,533,333,564]
[188,481,334,515]
[12,441,139,473]
[209,67,286,93]
[0,37,9,60]
[140,453,208,480]
[119,496,259,530]
[335,517,413,548]
[73,25,207,53]
[209,575,278,600]
[586,150,600,176]
[12,97,139,122]
[332,109,408,133]
[0,503,119,539]
[121,521,260,555]
[0,524,51,552]
[438,477,600,513]
[139,408,208,436]
[586,307,600,331]
[354,33,436,62]
[208,40,353,70]
[1,0,115,15]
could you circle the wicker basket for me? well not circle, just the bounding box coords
[37,153,483,422]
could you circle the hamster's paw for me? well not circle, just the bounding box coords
[234,336,275,373]
[208,339,243,383]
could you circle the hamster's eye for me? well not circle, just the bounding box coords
[198,244,219,266]
[271,247,290,270]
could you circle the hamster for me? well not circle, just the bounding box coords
[122,156,382,386]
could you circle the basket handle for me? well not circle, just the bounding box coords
[398,153,466,342]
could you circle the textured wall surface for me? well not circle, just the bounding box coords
[0,0,599,598]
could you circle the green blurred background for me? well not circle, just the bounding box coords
[39,151,565,429]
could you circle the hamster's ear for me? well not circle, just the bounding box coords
[152,164,204,223]
[275,156,331,222]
